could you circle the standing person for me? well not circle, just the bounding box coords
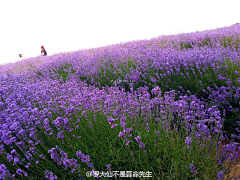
[19,54,26,59]
[38,46,47,56]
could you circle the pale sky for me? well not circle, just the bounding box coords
[0,0,239,65]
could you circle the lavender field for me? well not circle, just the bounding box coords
[1,24,240,179]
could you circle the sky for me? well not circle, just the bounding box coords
[0,0,239,65]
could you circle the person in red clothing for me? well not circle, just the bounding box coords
[38,46,47,56]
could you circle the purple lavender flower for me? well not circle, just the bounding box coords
[45,170,57,180]
[16,168,24,175]
[217,171,223,180]
[57,131,64,139]
[87,163,93,168]
[135,136,145,149]
[185,137,192,145]
[120,121,126,128]
[13,157,20,165]
[139,141,145,149]
[7,154,13,162]
[118,131,125,137]
[135,136,141,142]
[120,115,127,128]
[76,150,91,163]
[189,164,198,174]
[10,149,17,155]
[0,164,11,179]
[111,124,117,129]
[106,164,111,171]
[146,123,149,132]
[25,162,31,168]
[107,117,115,124]
[89,121,92,128]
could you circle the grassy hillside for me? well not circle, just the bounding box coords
[0,24,240,179]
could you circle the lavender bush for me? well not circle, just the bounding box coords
[1,24,240,179]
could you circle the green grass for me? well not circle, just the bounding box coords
[2,93,228,179]
[3,34,240,179]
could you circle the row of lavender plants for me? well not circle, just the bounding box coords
[24,24,240,142]
[0,24,240,179]
[0,75,238,179]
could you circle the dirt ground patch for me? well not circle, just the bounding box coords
[221,140,240,179]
